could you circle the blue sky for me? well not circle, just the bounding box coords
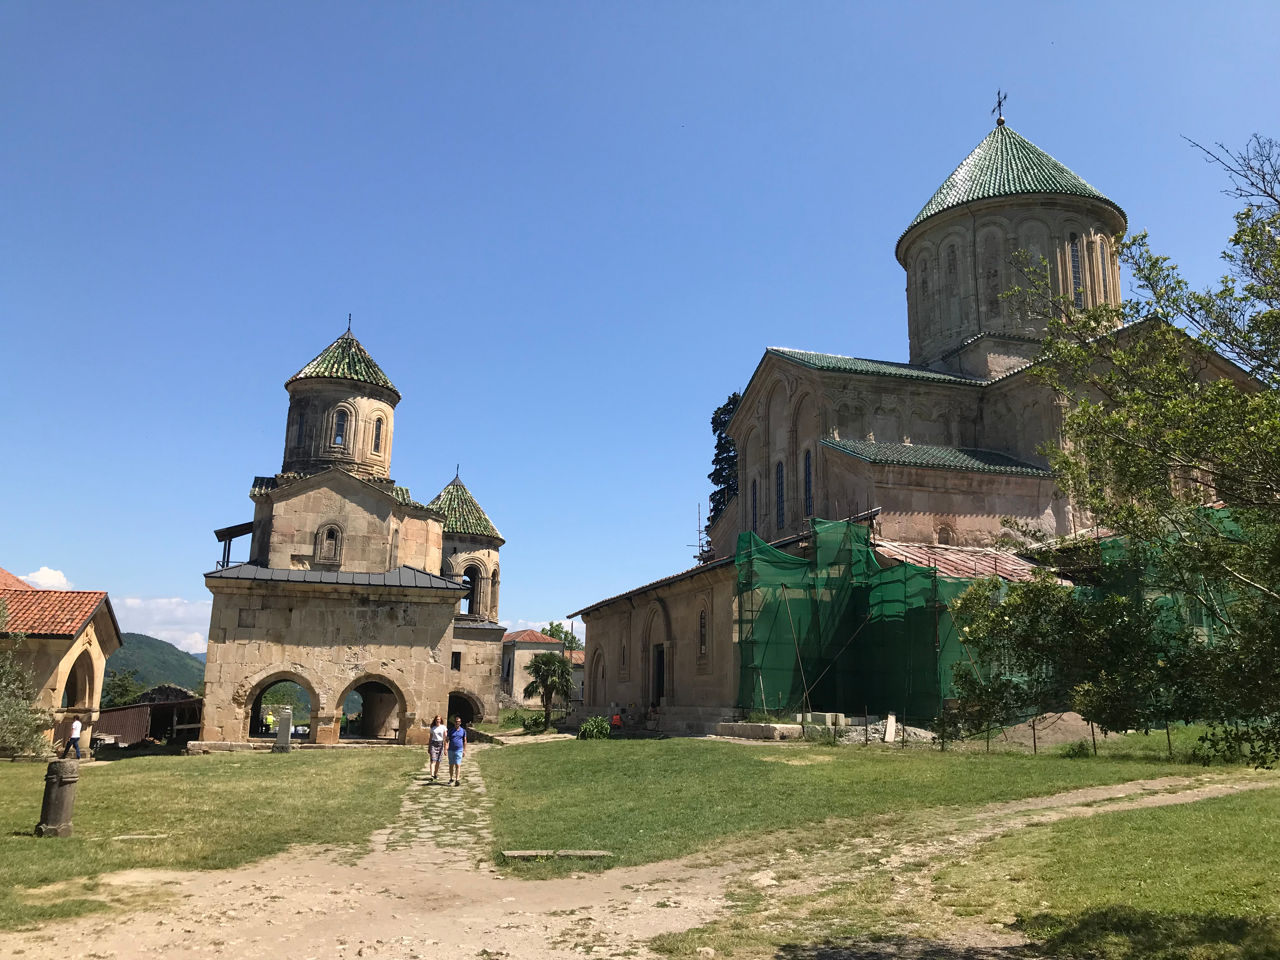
[3,3,1278,652]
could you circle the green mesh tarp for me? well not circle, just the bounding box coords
[735,519,977,724]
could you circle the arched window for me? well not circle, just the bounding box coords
[1070,233,1084,308]
[317,525,342,563]
[803,450,813,517]
[463,564,481,616]
[372,417,383,454]
[333,409,348,447]
[698,609,707,656]
[751,479,758,533]
[776,461,785,530]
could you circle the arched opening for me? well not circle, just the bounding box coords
[339,676,406,741]
[249,676,316,741]
[462,564,481,616]
[372,417,384,454]
[59,649,96,710]
[588,652,606,707]
[447,691,483,727]
[333,408,349,447]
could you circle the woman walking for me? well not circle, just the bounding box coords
[446,715,467,786]
[428,714,447,781]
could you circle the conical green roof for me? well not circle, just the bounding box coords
[286,331,400,399]
[426,476,503,541]
[901,124,1124,241]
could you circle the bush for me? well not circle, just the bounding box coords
[522,715,548,734]
[577,716,611,740]
[802,725,838,745]
[1060,739,1092,759]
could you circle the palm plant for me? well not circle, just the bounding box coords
[522,651,574,731]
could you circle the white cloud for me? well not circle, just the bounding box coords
[23,566,72,589]
[116,596,213,654]
[497,617,585,638]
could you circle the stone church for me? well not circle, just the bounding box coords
[196,331,505,747]
[571,119,1170,731]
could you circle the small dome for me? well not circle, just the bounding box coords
[897,124,1125,262]
[426,476,503,542]
[286,331,400,401]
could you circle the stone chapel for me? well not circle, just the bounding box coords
[196,331,505,747]
[571,118,1246,733]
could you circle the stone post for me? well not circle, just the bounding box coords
[35,759,79,838]
[271,706,293,753]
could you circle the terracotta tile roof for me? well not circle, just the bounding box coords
[503,629,562,646]
[0,588,108,637]
[0,567,34,591]
[567,650,585,666]
[874,540,1041,582]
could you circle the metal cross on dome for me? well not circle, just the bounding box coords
[992,90,1007,126]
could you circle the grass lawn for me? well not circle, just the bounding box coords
[0,748,424,930]
[936,786,1280,960]
[476,738,1189,877]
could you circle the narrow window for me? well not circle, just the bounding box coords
[389,529,399,567]
[450,651,462,671]
[294,413,306,448]
[751,479,758,533]
[1099,239,1111,302]
[621,640,627,667]
[319,526,340,562]
[463,565,481,616]
[1070,234,1083,308]
[803,450,813,517]
[775,461,785,530]
[372,417,383,454]
[698,610,707,656]
[333,409,348,447]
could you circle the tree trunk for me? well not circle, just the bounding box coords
[544,691,553,731]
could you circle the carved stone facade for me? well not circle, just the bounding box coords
[197,332,505,746]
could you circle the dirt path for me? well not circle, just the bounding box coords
[2,757,1274,960]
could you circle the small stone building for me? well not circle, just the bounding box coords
[0,566,123,756]
[197,331,505,746]
[500,629,567,706]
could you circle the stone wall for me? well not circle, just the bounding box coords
[199,579,475,745]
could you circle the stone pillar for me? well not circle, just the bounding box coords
[313,714,339,744]
[271,707,293,753]
[35,759,79,838]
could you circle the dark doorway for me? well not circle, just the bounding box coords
[447,692,479,726]
[342,680,402,740]
[652,644,665,706]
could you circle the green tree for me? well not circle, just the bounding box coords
[706,391,741,537]
[541,621,582,652]
[100,668,145,708]
[1008,134,1280,763]
[0,601,53,756]
[522,651,574,731]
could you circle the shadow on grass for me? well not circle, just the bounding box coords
[774,938,1031,959]
[1025,906,1280,960]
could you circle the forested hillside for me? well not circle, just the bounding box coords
[107,633,205,691]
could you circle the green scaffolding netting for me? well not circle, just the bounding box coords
[735,518,977,724]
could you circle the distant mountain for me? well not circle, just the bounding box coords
[108,633,206,692]
[193,652,207,663]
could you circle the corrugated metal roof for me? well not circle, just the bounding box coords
[874,539,1042,582]
[0,588,108,637]
[768,347,985,385]
[425,476,503,541]
[823,438,1051,477]
[286,331,400,399]
[901,123,1125,240]
[205,564,466,591]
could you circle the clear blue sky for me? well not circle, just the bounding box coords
[3,3,1277,651]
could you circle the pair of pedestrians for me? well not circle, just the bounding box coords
[427,714,467,786]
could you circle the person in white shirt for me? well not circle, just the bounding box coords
[61,716,83,759]
[428,714,447,781]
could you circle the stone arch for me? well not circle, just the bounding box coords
[314,519,346,564]
[446,689,485,726]
[238,668,324,743]
[335,672,410,742]
[641,599,672,708]
[57,648,96,711]
[587,648,607,708]
[328,400,358,451]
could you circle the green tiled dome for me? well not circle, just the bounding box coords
[426,476,503,541]
[902,124,1125,239]
[286,331,400,399]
